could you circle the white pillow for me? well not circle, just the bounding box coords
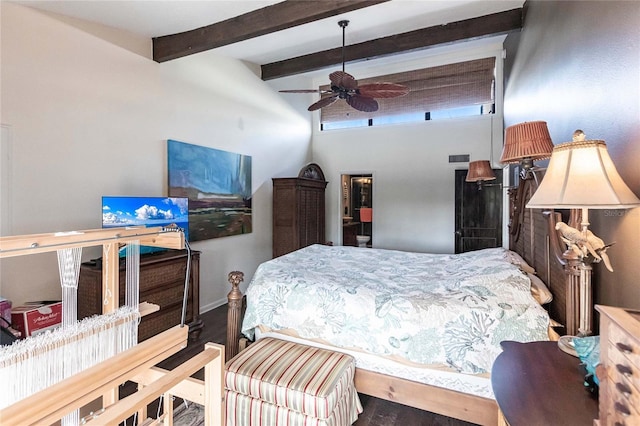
[527,272,553,305]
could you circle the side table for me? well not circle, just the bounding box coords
[491,340,598,425]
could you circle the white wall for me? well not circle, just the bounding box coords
[0,125,12,237]
[0,3,312,310]
[313,116,499,253]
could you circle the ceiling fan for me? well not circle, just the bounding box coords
[279,20,410,112]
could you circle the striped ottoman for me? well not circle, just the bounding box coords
[225,338,363,426]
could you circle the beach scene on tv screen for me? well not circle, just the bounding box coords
[102,196,189,240]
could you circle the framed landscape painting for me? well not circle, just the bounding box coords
[168,139,252,241]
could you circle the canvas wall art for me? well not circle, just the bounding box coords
[168,140,252,241]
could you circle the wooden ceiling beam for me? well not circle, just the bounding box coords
[153,0,390,63]
[261,8,522,80]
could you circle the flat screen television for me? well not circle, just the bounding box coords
[102,196,189,255]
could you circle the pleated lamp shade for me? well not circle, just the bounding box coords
[501,121,554,164]
[527,139,640,209]
[466,160,496,182]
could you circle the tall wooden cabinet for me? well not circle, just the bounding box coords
[272,163,327,258]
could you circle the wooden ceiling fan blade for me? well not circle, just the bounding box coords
[308,95,338,111]
[347,94,378,112]
[329,71,358,91]
[358,83,410,98]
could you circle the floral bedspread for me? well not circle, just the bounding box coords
[241,245,550,374]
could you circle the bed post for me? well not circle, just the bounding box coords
[226,271,244,361]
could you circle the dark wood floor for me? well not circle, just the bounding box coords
[155,304,478,426]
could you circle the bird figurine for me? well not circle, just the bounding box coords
[555,222,614,272]
[584,228,614,272]
[573,129,586,142]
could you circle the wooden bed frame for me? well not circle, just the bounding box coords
[0,228,225,426]
[225,174,575,426]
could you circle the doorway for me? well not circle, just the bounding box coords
[340,174,373,247]
[454,169,502,253]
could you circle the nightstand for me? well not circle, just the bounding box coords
[595,305,640,425]
[491,340,598,425]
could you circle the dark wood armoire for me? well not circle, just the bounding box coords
[272,163,327,258]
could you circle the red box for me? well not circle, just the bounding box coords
[11,301,62,337]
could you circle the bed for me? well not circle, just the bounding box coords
[227,177,571,425]
[246,244,549,370]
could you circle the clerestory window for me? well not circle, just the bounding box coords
[320,57,496,131]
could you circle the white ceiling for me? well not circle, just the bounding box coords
[13,0,524,65]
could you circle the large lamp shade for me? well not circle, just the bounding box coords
[527,139,640,209]
[501,121,554,164]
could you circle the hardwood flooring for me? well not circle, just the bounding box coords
[152,304,478,426]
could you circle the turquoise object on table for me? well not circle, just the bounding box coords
[573,335,600,385]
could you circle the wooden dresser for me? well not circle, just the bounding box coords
[596,305,640,425]
[77,249,202,341]
[272,163,327,258]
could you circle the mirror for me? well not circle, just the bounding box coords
[340,174,373,247]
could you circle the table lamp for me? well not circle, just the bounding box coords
[527,130,640,336]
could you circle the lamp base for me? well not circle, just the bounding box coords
[557,335,578,357]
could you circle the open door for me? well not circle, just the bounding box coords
[454,169,502,253]
[340,174,373,247]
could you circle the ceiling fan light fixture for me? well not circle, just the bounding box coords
[280,20,410,112]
